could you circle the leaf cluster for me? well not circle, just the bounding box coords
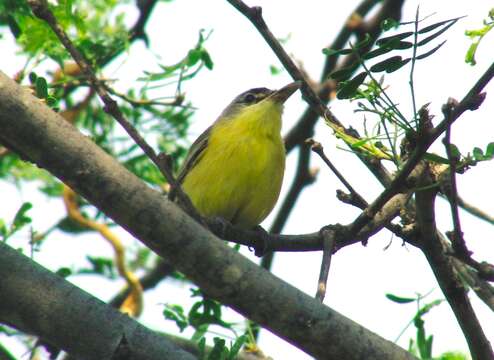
[163,288,248,359]
[325,16,461,100]
[386,292,467,360]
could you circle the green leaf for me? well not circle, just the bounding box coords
[378,38,413,51]
[187,49,202,66]
[56,267,72,278]
[197,337,207,358]
[201,50,214,70]
[228,335,247,360]
[56,215,92,233]
[381,18,400,31]
[416,320,427,359]
[486,142,494,158]
[408,338,417,356]
[465,41,479,66]
[376,32,414,47]
[163,304,188,332]
[448,143,461,160]
[426,335,434,359]
[418,19,458,47]
[208,337,227,360]
[350,137,371,149]
[392,40,413,50]
[370,56,410,73]
[80,256,115,278]
[269,65,282,75]
[386,293,416,304]
[416,40,446,60]
[363,46,394,60]
[329,63,359,81]
[336,72,367,99]
[191,324,209,342]
[437,351,468,360]
[424,153,450,165]
[12,202,33,230]
[322,47,352,57]
[29,72,38,84]
[355,33,372,48]
[7,15,21,38]
[0,219,7,238]
[472,147,484,160]
[417,299,444,317]
[35,76,48,99]
[418,17,462,35]
[46,95,58,107]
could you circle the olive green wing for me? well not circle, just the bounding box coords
[177,125,212,184]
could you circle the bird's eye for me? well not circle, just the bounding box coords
[244,93,256,103]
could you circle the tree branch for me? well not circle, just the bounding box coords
[0,71,417,360]
[129,0,160,44]
[28,0,200,222]
[457,196,494,226]
[415,165,493,360]
[0,242,195,360]
[257,0,404,272]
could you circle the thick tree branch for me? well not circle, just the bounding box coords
[0,71,417,360]
[0,242,195,360]
[415,165,493,360]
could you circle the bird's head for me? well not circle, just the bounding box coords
[217,81,301,131]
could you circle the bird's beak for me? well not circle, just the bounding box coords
[269,81,301,103]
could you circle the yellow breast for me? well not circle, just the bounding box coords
[182,101,285,229]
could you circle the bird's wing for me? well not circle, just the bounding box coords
[177,125,212,184]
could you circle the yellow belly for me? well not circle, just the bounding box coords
[182,129,285,229]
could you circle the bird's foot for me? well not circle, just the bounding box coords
[251,225,270,257]
[206,216,232,239]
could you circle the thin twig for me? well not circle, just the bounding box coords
[28,0,201,222]
[452,256,494,312]
[129,0,160,44]
[104,84,190,108]
[409,6,420,125]
[307,139,367,208]
[442,118,469,257]
[457,196,494,225]
[315,228,336,302]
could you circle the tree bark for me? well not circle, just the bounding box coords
[0,71,417,359]
[0,242,195,360]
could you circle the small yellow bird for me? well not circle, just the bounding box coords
[178,81,301,229]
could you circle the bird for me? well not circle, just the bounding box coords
[177,81,301,230]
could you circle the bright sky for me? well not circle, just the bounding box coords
[1,0,493,359]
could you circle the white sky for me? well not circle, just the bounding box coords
[1,0,493,359]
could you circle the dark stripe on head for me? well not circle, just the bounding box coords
[234,87,273,105]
